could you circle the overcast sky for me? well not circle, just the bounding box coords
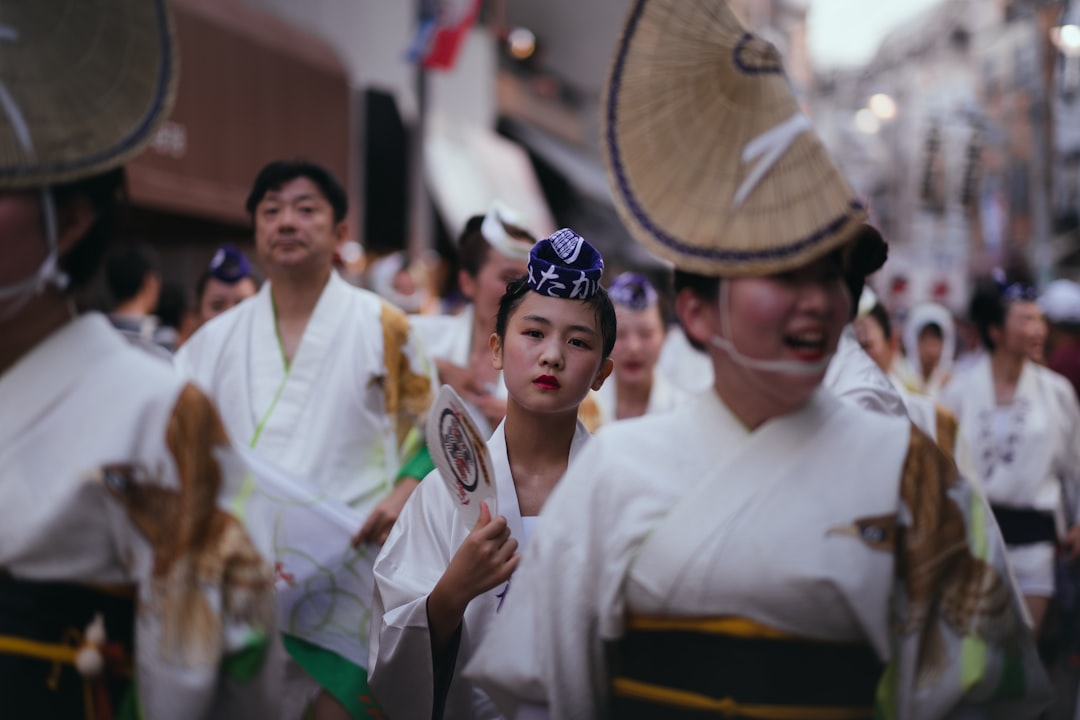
[807,0,946,68]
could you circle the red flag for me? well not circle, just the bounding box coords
[420,0,481,71]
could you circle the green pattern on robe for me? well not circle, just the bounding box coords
[284,634,386,718]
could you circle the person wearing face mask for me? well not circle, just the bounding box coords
[0,2,279,717]
[465,2,1050,718]
[593,272,688,423]
[943,274,1080,637]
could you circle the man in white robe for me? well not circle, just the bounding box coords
[175,160,435,719]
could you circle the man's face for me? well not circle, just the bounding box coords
[253,176,343,278]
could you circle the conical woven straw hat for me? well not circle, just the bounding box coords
[0,0,177,189]
[601,0,866,277]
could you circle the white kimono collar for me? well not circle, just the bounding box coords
[487,418,590,543]
[247,271,353,448]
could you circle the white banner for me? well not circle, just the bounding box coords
[229,446,375,669]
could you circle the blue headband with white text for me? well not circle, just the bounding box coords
[527,228,604,300]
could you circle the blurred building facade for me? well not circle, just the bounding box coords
[812,0,1080,314]
[109,0,828,309]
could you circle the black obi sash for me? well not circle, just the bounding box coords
[0,572,136,720]
[990,505,1057,546]
[609,615,883,719]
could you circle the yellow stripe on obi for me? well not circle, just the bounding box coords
[611,677,874,719]
[610,614,882,719]
[627,615,813,640]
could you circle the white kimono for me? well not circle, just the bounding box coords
[891,381,978,485]
[656,325,714,393]
[824,324,908,418]
[0,314,277,719]
[592,371,691,425]
[466,390,1050,719]
[369,420,590,719]
[943,356,1080,594]
[410,305,505,440]
[176,271,434,512]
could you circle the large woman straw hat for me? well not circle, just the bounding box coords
[0,0,177,189]
[601,0,866,277]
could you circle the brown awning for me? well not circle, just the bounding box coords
[126,0,350,225]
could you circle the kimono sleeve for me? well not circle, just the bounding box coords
[368,472,456,718]
[877,426,1052,720]
[466,433,638,720]
[1049,373,1080,523]
[102,384,279,720]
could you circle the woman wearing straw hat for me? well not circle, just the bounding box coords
[0,2,277,718]
[466,1,1049,718]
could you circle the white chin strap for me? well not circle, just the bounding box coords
[0,187,70,321]
[0,31,72,322]
[709,279,834,377]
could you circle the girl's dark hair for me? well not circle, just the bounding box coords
[53,167,126,291]
[457,217,535,278]
[969,276,1006,351]
[672,270,720,352]
[495,277,618,359]
[867,302,893,340]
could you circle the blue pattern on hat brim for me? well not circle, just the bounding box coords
[601,0,865,276]
[527,229,604,300]
[0,0,176,188]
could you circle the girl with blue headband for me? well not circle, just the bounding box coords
[595,272,688,422]
[368,229,615,719]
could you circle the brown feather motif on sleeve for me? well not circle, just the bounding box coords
[895,424,1017,687]
[379,301,433,447]
[101,384,275,667]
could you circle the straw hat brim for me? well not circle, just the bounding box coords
[0,0,177,189]
[601,0,867,277]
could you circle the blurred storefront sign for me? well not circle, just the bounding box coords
[126,0,350,225]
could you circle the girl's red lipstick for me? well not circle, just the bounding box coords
[534,375,560,390]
